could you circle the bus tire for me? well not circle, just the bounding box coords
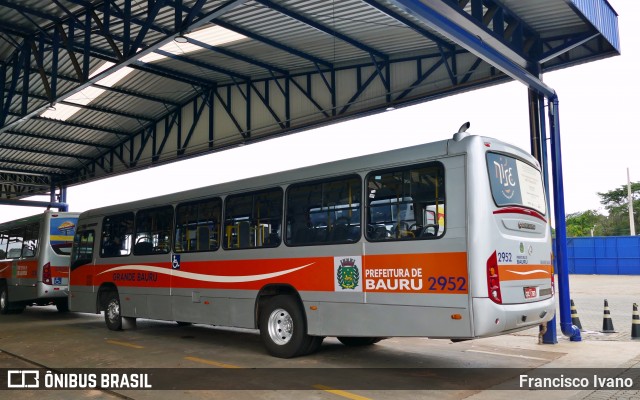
[337,337,383,346]
[0,284,9,315]
[0,285,24,315]
[56,299,69,313]
[259,295,309,358]
[104,292,122,331]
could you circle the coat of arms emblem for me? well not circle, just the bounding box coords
[337,258,360,290]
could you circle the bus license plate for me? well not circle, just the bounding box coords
[524,287,537,299]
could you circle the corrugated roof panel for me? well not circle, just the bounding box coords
[90,91,168,121]
[118,68,197,104]
[570,0,620,50]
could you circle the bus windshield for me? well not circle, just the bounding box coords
[487,152,546,215]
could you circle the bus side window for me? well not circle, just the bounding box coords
[223,188,282,250]
[366,163,445,241]
[21,222,39,258]
[101,212,133,258]
[71,230,95,270]
[7,227,24,259]
[285,175,361,246]
[175,198,221,253]
[134,206,173,255]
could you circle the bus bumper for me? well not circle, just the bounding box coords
[36,282,68,299]
[472,296,556,337]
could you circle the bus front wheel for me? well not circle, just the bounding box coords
[104,292,122,331]
[259,295,309,358]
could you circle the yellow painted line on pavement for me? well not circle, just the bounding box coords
[183,356,241,369]
[106,339,144,349]
[313,384,372,400]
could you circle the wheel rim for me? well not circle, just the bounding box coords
[106,299,120,323]
[0,290,6,310]
[267,307,294,345]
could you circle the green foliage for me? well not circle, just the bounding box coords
[566,182,639,237]
[565,210,605,237]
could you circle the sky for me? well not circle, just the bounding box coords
[0,0,637,225]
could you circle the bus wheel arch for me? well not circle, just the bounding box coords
[254,284,302,328]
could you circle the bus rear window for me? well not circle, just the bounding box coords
[487,153,546,215]
[50,216,78,255]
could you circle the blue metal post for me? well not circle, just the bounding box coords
[539,95,557,344]
[59,186,68,211]
[548,96,581,341]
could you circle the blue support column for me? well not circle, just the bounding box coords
[59,186,68,211]
[539,94,557,344]
[49,182,69,212]
[548,96,581,342]
[528,89,557,343]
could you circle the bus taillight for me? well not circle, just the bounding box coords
[42,262,52,285]
[487,251,502,304]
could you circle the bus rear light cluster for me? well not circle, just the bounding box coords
[487,251,502,304]
[42,262,52,285]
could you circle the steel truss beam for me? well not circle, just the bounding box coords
[72,48,506,182]
[0,0,249,134]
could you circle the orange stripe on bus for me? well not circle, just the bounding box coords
[75,252,469,295]
[364,252,468,294]
[498,264,553,281]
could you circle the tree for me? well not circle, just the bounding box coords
[565,210,605,237]
[597,182,640,236]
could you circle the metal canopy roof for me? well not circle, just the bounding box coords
[0,0,620,202]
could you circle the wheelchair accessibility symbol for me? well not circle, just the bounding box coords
[172,254,180,270]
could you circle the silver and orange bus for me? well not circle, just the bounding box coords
[0,210,79,313]
[69,132,555,358]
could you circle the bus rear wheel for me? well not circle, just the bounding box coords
[259,295,311,358]
[104,292,122,331]
[0,284,23,314]
[56,299,69,313]
[0,284,9,314]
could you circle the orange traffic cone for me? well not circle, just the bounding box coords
[632,303,640,340]
[601,299,616,333]
[570,299,583,331]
